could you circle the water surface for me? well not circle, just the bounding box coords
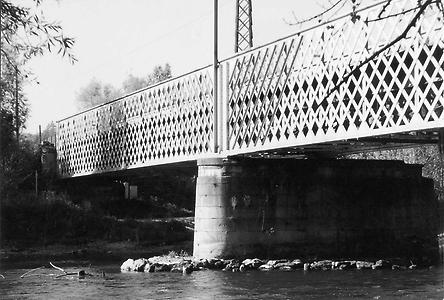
[0,261,443,299]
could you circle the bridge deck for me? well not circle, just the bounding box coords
[57,0,444,177]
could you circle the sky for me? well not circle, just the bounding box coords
[22,0,341,133]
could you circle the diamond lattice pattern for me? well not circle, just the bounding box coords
[226,0,444,153]
[57,68,214,177]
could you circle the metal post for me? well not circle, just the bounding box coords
[35,170,38,198]
[213,0,219,153]
[39,125,42,144]
[234,0,239,53]
[15,66,19,143]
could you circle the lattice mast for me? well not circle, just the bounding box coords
[235,0,253,52]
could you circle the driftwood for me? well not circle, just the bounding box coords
[19,262,103,279]
[20,266,45,278]
[0,274,5,279]
[50,262,93,279]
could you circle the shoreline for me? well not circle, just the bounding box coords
[0,240,193,266]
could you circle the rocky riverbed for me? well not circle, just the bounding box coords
[121,255,429,274]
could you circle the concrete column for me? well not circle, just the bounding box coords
[193,158,233,258]
[193,158,439,261]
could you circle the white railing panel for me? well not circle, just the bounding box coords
[223,0,444,154]
[57,67,214,177]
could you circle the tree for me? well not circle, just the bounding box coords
[122,63,172,94]
[122,74,148,95]
[1,0,75,198]
[1,0,76,64]
[75,78,121,111]
[77,63,173,110]
[147,63,172,86]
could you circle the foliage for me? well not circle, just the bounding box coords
[1,0,76,64]
[0,137,40,198]
[0,50,29,137]
[0,0,74,199]
[75,78,121,111]
[76,63,172,110]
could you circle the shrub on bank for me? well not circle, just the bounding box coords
[0,193,192,249]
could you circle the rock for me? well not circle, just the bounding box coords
[372,260,392,270]
[278,265,293,271]
[356,261,373,270]
[154,264,172,272]
[170,265,183,273]
[310,260,333,270]
[291,259,304,269]
[258,264,274,271]
[266,259,287,267]
[120,259,135,272]
[214,260,225,269]
[333,261,356,270]
[144,263,155,273]
[241,258,264,269]
[182,264,193,275]
[133,258,148,272]
[222,260,240,272]
[207,258,221,269]
[274,262,293,269]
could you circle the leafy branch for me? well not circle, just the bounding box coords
[1,0,77,64]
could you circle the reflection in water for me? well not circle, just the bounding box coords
[0,262,443,299]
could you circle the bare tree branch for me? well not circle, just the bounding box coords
[285,0,346,26]
[324,0,434,100]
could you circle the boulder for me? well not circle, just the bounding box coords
[310,260,333,270]
[132,258,148,272]
[222,260,240,272]
[120,259,135,272]
[154,264,172,272]
[182,264,193,274]
[144,263,155,273]
[332,261,356,270]
[372,260,392,270]
[170,265,183,273]
[258,264,274,271]
[241,258,264,269]
[274,262,293,269]
[213,260,226,269]
[356,261,373,270]
[291,259,304,269]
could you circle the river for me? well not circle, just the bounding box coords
[0,261,443,299]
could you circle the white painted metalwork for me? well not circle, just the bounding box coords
[57,67,214,177]
[223,0,444,155]
[57,0,444,177]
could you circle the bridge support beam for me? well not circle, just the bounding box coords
[193,158,438,260]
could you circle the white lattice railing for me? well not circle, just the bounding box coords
[57,67,214,177]
[222,0,444,155]
[57,0,444,177]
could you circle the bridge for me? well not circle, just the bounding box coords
[56,0,444,259]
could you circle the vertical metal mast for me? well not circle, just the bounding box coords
[234,0,253,52]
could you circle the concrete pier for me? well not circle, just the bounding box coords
[193,158,438,259]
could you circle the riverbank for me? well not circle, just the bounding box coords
[0,193,194,264]
[1,240,193,264]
